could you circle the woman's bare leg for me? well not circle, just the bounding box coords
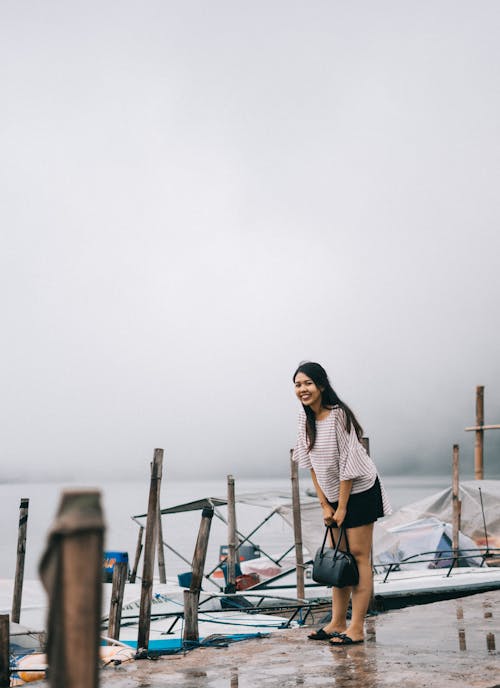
[311,527,350,636]
[330,523,373,643]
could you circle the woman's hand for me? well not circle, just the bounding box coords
[321,503,336,526]
[332,505,347,527]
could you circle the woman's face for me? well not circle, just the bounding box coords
[294,372,323,408]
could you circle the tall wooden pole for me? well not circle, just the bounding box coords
[226,475,237,594]
[475,386,484,479]
[0,615,9,688]
[156,449,166,584]
[290,450,305,600]
[157,504,166,585]
[39,490,104,688]
[137,449,163,655]
[183,506,214,642]
[452,444,461,557]
[12,497,29,623]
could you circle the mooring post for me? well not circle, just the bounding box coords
[0,615,9,688]
[137,448,163,655]
[129,525,144,584]
[155,449,166,584]
[157,503,166,585]
[361,438,377,611]
[290,449,305,600]
[452,444,461,559]
[107,561,127,640]
[183,506,214,642]
[226,475,238,594]
[475,386,484,479]
[12,497,29,624]
[39,490,104,688]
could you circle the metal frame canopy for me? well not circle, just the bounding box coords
[132,490,319,591]
[132,490,317,519]
[133,497,227,518]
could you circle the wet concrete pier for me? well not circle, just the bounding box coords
[97,590,500,688]
[50,590,500,687]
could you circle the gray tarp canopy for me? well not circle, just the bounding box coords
[377,479,500,544]
[276,479,500,559]
[133,490,318,519]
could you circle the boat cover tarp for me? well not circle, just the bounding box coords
[376,480,500,548]
[372,516,481,569]
[276,479,500,561]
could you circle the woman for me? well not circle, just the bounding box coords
[292,361,391,646]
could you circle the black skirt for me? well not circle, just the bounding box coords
[329,476,384,528]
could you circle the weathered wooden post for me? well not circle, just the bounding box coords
[137,448,163,656]
[475,385,484,480]
[225,475,238,594]
[183,506,214,642]
[12,497,29,623]
[452,444,461,559]
[157,503,166,585]
[107,561,128,640]
[361,438,377,610]
[465,386,499,475]
[39,489,104,688]
[129,526,144,584]
[0,615,9,688]
[290,449,305,600]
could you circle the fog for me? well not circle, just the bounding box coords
[1,1,499,482]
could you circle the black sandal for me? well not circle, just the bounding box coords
[308,628,341,641]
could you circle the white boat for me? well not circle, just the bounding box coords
[143,480,500,613]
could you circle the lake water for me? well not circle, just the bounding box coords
[0,474,476,581]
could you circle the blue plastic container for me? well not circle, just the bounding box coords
[177,571,193,588]
[103,551,129,583]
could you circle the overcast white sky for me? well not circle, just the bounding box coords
[1,1,499,482]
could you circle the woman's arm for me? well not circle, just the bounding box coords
[310,469,336,525]
[332,479,352,527]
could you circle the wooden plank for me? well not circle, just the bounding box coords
[183,506,214,642]
[290,449,305,601]
[226,475,237,593]
[107,561,127,640]
[464,425,500,431]
[156,449,166,584]
[189,507,214,593]
[157,503,166,585]
[129,526,144,584]
[474,386,484,480]
[0,615,9,688]
[11,497,29,624]
[452,444,461,556]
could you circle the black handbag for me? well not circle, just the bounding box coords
[312,525,359,588]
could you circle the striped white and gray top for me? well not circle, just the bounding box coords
[293,406,392,514]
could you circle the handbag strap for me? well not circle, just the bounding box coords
[321,524,351,555]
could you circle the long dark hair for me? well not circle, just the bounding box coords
[293,361,363,450]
